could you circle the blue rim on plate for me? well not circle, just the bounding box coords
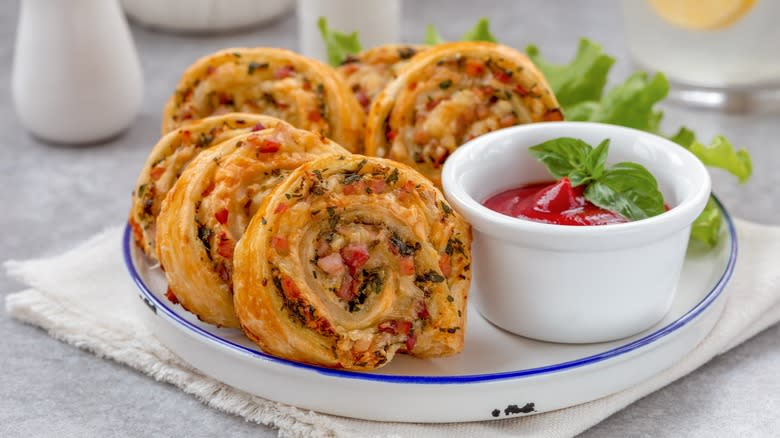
[123,196,737,384]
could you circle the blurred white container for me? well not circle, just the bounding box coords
[621,0,780,112]
[12,0,143,144]
[297,0,401,62]
[122,0,294,33]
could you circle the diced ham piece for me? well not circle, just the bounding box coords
[201,182,216,197]
[271,235,289,252]
[274,203,288,214]
[316,241,330,257]
[397,320,412,335]
[343,181,366,195]
[416,302,430,319]
[368,178,386,194]
[165,288,179,304]
[438,254,452,277]
[337,275,354,300]
[274,65,294,79]
[214,208,229,224]
[495,70,512,83]
[399,256,415,275]
[217,233,234,258]
[317,253,345,275]
[378,320,397,334]
[259,139,281,153]
[356,90,370,109]
[281,276,301,298]
[247,134,281,153]
[398,180,416,202]
[341,243,369,275]
[465,59,485,77]
[377,320,412,336]
[405,331,417,351]
[150,166,166,181]
[425,98,441,111]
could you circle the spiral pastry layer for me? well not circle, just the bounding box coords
[130,113,288,259]
[365,42,562,186]
[155,124,348,328]
[162,48,365,152]
[336,44,427,113]
[234,155,471,370]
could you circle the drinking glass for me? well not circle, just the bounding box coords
[621,0,780,112]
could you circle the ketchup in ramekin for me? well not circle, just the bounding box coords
[483,177,628,226]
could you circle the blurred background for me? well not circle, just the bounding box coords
[1,0,778,437]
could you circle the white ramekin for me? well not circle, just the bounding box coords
[442,122,711,343]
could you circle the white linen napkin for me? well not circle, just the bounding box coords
[5,219,780,438]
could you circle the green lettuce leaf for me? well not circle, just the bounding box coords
[317,17,362,67]
[425,24,445,45]
[567,72,669,133]
[461,18,498,42]
[525,39,615,110]
[669,127,752,182]
[689,135,752,183]
[690,198,723,247]
[668,126,696,148]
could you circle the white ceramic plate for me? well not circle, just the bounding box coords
[124,197,736,423]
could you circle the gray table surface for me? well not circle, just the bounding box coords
[2,0,779,436]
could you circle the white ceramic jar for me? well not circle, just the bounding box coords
[442,123,711,343]
[121,0,294,34]
[12,0,143,144]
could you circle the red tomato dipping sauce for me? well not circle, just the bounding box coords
[483,177,628,226]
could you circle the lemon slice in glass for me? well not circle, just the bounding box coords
[648,0,757,30]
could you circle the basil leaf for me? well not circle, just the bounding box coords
[461,18,498,43]
[425,24,445,45]
[688,135,752,183]
[584,139,609,179]
[317,17,362,67]
[585,162,665,221]
[568,139,609,187]
[528,137,593,179]
[690,197,722,247]
[568,168,592,187]
[526,38,615,111]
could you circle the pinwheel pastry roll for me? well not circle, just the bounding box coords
[336,44,426,113]
[130,113,289,259]
[161,48,364,152]
[155,124,348,328]
[365,41,563,186]
[233,155,472,370]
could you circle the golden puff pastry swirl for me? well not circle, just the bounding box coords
[130,113,289,259]
[162,47,365,152]
[336,44,426,113]
[365,42,563,186]
[155,124,348,328]
[233,155,472,370]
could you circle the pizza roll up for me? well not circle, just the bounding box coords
[155,124,348,328]
[234,155,472,370]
